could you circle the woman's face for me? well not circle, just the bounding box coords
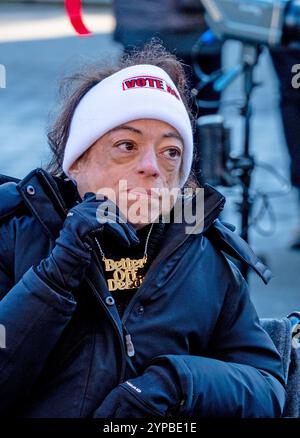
[69,118,183,229]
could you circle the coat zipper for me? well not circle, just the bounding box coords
[124,329,135,357]
[85,276,128,383]
[91,247,138,378]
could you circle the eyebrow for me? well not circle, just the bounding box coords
[109,124,184,145]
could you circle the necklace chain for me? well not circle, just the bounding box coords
[94,222,155,264]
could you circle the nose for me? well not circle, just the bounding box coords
[136,147,160,179]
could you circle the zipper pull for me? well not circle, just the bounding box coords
[123,325,135,358]
[123,323,135,357]
[125,333,135,357]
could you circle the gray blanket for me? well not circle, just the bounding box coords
[260,314,300,417]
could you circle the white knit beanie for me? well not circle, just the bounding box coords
[62,64,194,187]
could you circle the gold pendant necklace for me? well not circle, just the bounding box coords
[94,223,154,292]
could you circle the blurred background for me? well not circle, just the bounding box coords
[0,0,299,317]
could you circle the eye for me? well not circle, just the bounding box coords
[116,142,135,152]
[162,148,182,159]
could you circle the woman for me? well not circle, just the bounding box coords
[0,42,285,418]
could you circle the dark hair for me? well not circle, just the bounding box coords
[45,40,199,189]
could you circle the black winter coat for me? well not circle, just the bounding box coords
[0,168,286,417]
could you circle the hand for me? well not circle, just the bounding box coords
[93,361,184,418]
[65,192,140,249]
[92,383,161,418]
[34,192,140,290]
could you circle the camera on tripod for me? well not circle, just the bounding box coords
[195,0,300,188]
[202,0,300,47]
[192,0,298,267]
[195,114,234,187]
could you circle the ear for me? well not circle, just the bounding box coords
[69,158,81,178]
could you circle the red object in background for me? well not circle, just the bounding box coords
[64,0,92,36]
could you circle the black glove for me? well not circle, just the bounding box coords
[93,361,184,418]
[34,192,140,290]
